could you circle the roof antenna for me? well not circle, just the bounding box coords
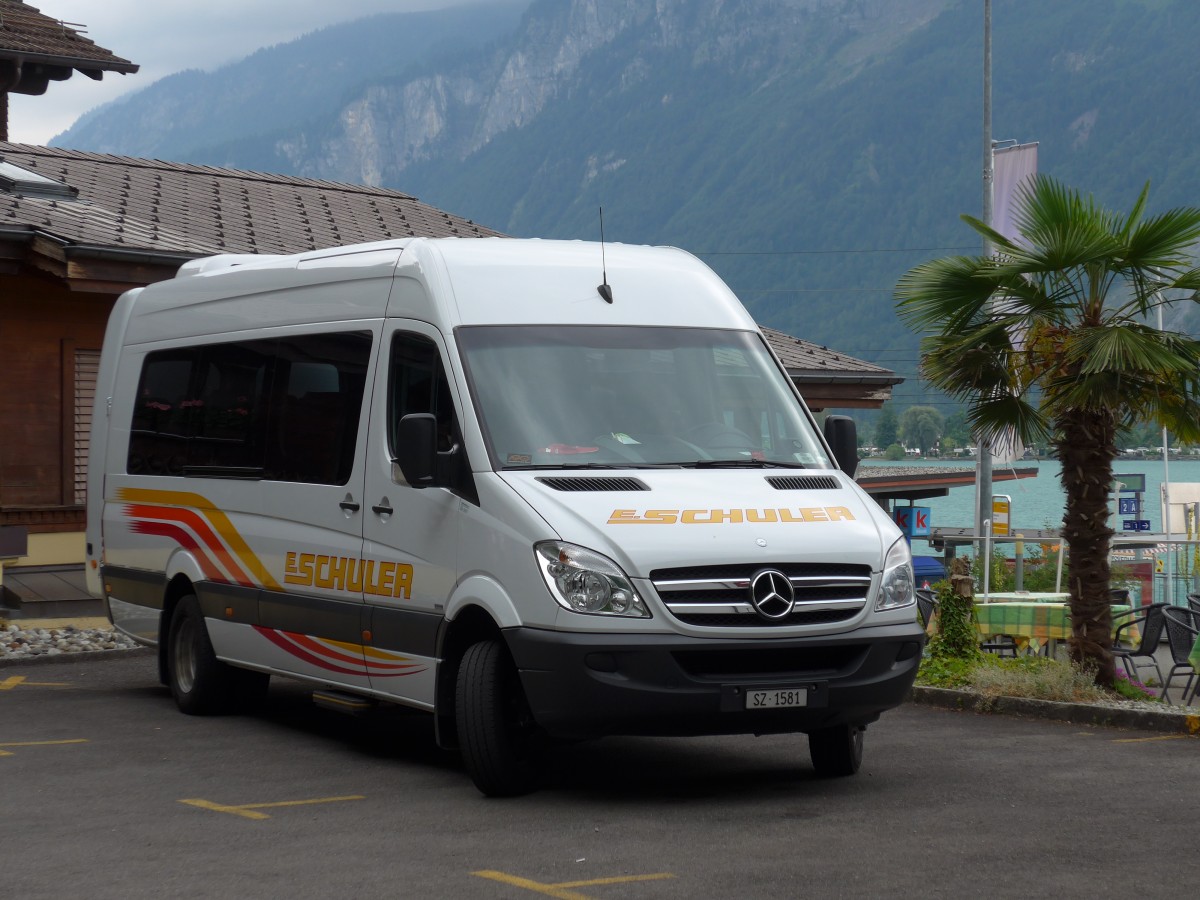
[597,206,613,303]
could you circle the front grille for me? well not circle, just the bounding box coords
[651,562,872,628]
[672,607,859,628]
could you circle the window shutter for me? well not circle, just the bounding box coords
[74,350,100,505]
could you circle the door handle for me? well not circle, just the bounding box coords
[339,497,361,513]
[372,499,393,516]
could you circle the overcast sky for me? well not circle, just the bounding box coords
[9,0,481,144]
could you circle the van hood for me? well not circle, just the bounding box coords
[498,469,896,577]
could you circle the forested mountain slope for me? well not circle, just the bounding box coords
[54,0,1200,397]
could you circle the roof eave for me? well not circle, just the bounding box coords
[787,369,904,387]
[0,49,139,76]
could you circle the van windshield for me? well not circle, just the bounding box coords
[456,326,834,470]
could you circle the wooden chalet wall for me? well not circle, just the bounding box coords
[0,272,110,533]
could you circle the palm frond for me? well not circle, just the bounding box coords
[966,392,1052,447]
[1069,324,1200,376]
[1116,182,1151,243]
[1122,206,1200,271]
[895,256,999,331]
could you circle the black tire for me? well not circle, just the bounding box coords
[167,594,247,715]
[455,640,541,797]
[808,723,864,777]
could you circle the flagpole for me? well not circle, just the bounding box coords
[976,0,994,551]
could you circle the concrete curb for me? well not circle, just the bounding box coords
[0,647,154,669]
[0,616,113,630]
[910,685,1200,735]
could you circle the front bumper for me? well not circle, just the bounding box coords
[504,620,925,740]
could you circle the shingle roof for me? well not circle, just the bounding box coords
[0,143,502,259]
[0,1,136,73]
[761,325,898,383]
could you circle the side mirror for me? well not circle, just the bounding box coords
[395,413,438,487]
[823,415,859,478]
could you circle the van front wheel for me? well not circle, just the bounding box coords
[455,639,540,797]
[808,723,864,777]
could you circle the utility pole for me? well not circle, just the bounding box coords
[975,0,994,548]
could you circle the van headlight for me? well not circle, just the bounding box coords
[876,537,915,611]
[535,542,649,618]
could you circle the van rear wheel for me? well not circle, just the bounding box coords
[808,723,864,777]
[168,594,258,715]
[455,639,540,797]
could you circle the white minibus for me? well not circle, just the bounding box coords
[86,237,923,795]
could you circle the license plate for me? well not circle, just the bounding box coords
[746,687,808,709]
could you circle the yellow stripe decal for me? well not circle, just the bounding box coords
[117,487,281,590]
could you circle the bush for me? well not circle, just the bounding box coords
[925,580,982,663]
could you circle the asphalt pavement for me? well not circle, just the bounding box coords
[2,652,1197,900]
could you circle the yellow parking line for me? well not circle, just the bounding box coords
[1112,734,1190,744]
[472,870,675,899]
[0,738,88,757]
[556,874,676,889]
[179,795,365,820]
[0,676,71,691]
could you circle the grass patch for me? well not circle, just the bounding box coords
[916,654,1163,704]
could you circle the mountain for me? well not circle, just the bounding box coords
[52,0,1200,408]
[55,1,531,160]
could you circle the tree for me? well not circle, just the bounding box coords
[941,409,972,451]
[899,405,944,455]
[895,176,1200,685]
[874,403,898,449]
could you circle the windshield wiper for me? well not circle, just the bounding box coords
[689,459,807,469]
[507,462,624,470]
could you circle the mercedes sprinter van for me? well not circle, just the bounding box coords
[86,237,923,795]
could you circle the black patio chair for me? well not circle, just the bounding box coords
[915,588,938,629]
[1160,606,1199,705]
[1111,602,1168,688]
[1186,593,1200,617]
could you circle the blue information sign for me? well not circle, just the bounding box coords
[1118,497,1140,516]
[1122,519,1151,531]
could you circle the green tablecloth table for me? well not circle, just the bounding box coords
[973,602,1138,655]
[977,591,1069,604]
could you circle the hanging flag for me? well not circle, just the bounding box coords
[992,142,1039,243]
[989,141,1039,466]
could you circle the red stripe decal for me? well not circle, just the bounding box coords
[125,503,255,587]
[254,627,368,677]
[130,521,225,581]
[288,633,371,668]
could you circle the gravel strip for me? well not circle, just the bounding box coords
[1,622,143,662]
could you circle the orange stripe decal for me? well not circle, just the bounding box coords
[118,487,281,589]
[125,504,256,587]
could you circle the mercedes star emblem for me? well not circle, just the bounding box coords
[749,569,795,621]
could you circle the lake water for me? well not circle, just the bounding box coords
[862,457,1200,555]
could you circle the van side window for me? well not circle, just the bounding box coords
[188,342,272,472]
[127,331,371,484]
[389,333,456,454]
[273,332,371,484]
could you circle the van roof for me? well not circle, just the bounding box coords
[127,237,754,341]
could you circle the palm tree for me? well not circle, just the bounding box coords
[895,176,1200,685]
